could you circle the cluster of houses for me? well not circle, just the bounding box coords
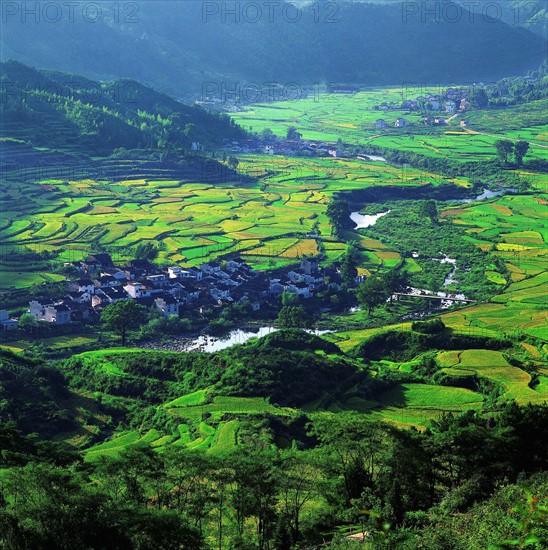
[374,89,471,115]
[16,254,341,326]
[223,137,341,158]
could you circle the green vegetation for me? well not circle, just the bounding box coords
[1,52,547,548]
[1,61,244,154]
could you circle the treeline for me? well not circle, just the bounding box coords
[1,402,547,549]
[353,142,541,182]
[483,67,548,107]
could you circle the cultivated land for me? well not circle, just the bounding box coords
[232,91,548,162]
[0,150,457,287]
[1,85,547,445]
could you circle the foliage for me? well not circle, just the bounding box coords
[277,305,313,329]
[356,276,390,315]
[101,301,146,345]
[326,198,352,238]
[412,318,446,334]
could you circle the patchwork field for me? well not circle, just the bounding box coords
[439,194,548,339]
[232,91,548,162]
[438,349,548,405]
[0,154,456,287]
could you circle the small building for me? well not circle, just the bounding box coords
[154,295,180,317]
[445,101,456,114]
[395,118,408,128]
[0,310,18,331]
[71,279,95,294]
[460,120,469,128]
[29,301,71,325]
[301,257,319,275]
[374,119,387,129]
[201,261,221,275]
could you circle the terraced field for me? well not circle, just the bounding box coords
[438,349,548,405]
[0,153,456,287]
[439,194,548,339]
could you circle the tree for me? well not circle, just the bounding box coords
[514,141,530,166]
[277,305,312,329]
[494,140,514,164]
[183,123,196,141]
[356,276,390,315]
[18,313,37,333]
[261,128,275,140]
[134,242,159,261]
[281,291,298,306]
[421,200,438,223]
[286,126,301,141]
[468,87,489,109]
[340,243,359,286]
[227,156,239,169]
[326,198,351,237]
[101,300,145,345]
[278,450,317,544]
[383,269,408,294]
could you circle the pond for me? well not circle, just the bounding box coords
[350,210,390,229]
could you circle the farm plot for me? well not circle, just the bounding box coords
[1,155,453,283]
[439,194,548,337]
[437,349,548,405]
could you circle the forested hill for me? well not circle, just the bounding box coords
[1,1,545,99]
[0,61,245,155]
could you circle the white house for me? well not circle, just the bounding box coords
[167,266,186,279]
[154,295,180,317]
[445,101,456,114]
[44,304,71,324]
[29,301,71,324]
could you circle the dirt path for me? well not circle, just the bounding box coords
[465,129,548,150]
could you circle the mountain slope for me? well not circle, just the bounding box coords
[1,1,545,98]
[0,61,245,154]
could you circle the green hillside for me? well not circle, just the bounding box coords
[0,61,245,154]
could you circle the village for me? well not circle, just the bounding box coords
[0,253,343,331]
[220,88,473,159]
